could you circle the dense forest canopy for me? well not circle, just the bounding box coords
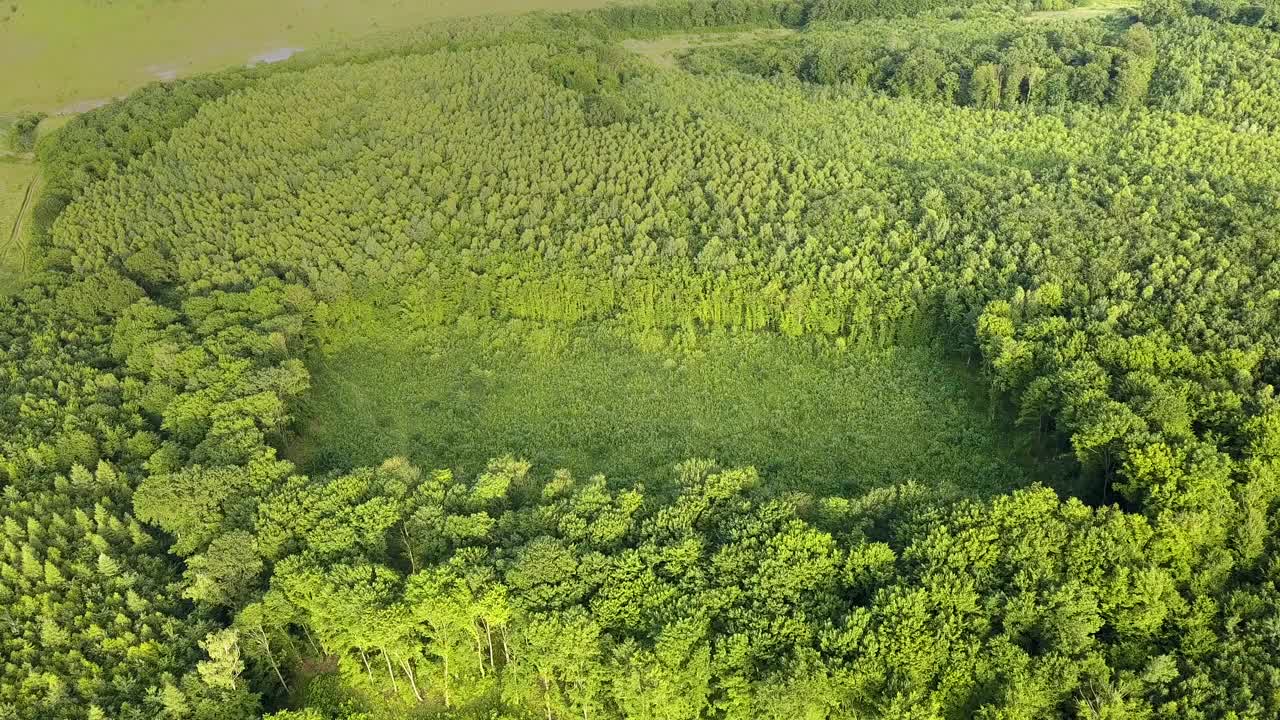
[2,0,1280,718]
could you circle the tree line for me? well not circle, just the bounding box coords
[688,14,1158,110]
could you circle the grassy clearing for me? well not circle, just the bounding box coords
[0,159,37,294]
[623,29,797,69]
[0,0,616,113]
[35,114,74,139]
[288,310,1046,499]
[1024,0,1133,23]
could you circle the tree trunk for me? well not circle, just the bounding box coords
[472,625,486,677]
[483,619,495,670]
[429,621,451,708]
[543,675,554,720]
[261,634,289,692]
[300,624,322,656]
[382,648,400,696]
[281,631,299,656]
[442,650,451,708]
[401,523,417,574]
[400,658,424,702]
[361,650,375,684]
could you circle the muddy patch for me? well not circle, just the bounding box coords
[48,47,303,118]
[146,64,181,82]
[248,47,304,66]
[54,98,111,115]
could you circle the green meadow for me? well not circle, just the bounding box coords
[289,309,1045,499]
[0,159,36,294]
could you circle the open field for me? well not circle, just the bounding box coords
[0,0,616,113]
[0,159,37,294]
[1024,0,1133,22]
[623,28,797,69]
[289,311,1042,499]
[0,114,61,293]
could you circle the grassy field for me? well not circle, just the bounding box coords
[0,159,37,294]
[0,0,615,113]
[623,29,797,69]
[288,310,1047,499]
[1024,0,1133,22]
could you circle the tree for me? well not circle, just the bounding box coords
[970,63,1002,109]
[1071,55,1113,105]
[1110,51,1154,107]
[184,531,264,607]
[5,111,46,152]
[235,598,297,694]
[1140,0,1191,22]
[198,630,246,691]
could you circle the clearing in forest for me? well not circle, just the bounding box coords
[0,160,36,294]
[1024,0,1133,22]
[288,311,1045,499]
[623,28,798,69]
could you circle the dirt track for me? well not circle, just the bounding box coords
[2,170,37,278]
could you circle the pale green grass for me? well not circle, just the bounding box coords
[0,115,60,294]
[1024,0,1133,22]
[288,311,1045,499]
[36,114,74,139]
[0,159,37,294]
[0,0,616,113]
[623,29,797,69]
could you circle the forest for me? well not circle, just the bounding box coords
[2,0,1280,718]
